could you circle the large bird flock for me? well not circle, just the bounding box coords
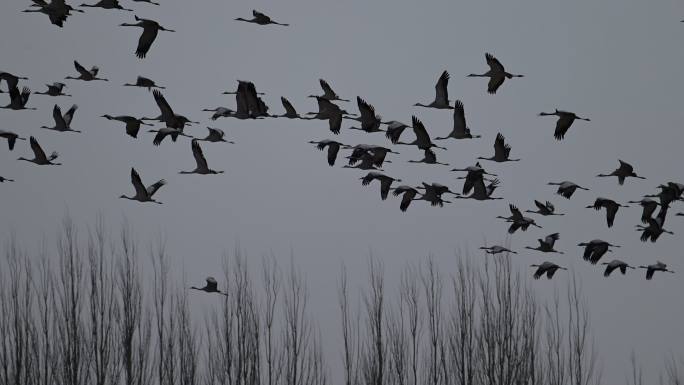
[2,0,683,283]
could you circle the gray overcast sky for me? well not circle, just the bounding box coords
[2,0,684,381]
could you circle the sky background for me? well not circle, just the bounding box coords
[2,0,684,381]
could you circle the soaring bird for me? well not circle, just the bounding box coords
[180,140,223,175]
[478,133,520,162]
[395,116,446,151]
[414,70,452,109]
[80,0,132,11]
[120,16,175,58]
[306,96,351,120]
[638,261,675,280]
[309,139,344,166]
[497,204,542,234]
[120,168,166,204]
[526,200,564,216]
[479,245,517,255]
[628,198,660,223]
[547,181,589,199]
[636,205,673,243]
[644,183,684,206]
[468,53,523,94]
[35,82,71,97]
[149,127,192,146]
[346,97,383,133]
[451,162,497,194]
[145,90,197,129]
[361,172,402,200]
[275,97,308,119]
[530,262,567,280]
[235,10,289,26]
[17,137,61,165]
[308,79,349,102]
[0,72,29,92]
[66,61,108,81]
[191,277,227,295]
[408,149,448,166]
[41,105,80,133]
[525,233,563,254]
[22,0,83,27]
[0,176,14,183]
[384,121,412,144]
[203,107,235,121]
[586,198,629,228]
[416,182,457,207]
[538,109,590,140]
[123,76,165,90]
[601,260,635,277]
[455,178,502,201]
[435,100,481,140]
[198,127,233,143]
[596,160,646,185]
[578,239,619,265]
[102,115,151,138]
[0,130,26,150]
[1,87,34,110]
[347,145,397,168]
[391,185,419,212]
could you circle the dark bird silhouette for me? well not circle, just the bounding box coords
[180,140,223,175]
[0,72,29,92]
[203,107,235,121]
[435,100,481,140]
[347,145,397,168]
[18,137,61,165]
[23,0,82,27]
[361,172,402,200]
[497,204,542,234]
[478,133,520,162]
[628,198,661,223]
[275,97,309,119]
[66,61,108,81]
[636,205,673,243]
[130,0,159,5]
[308,79,348,102]
[408,149,448,166]
[120,16,175,58]
[102,115,152,138]
[35,82,71,97]
[1,87,34,110]
[144,90,197,129]
[191,277,227,295]
[309,139,344,166]
[530,262,567,280]
[547,181,589,199]
[395,116,446,151]
[149,127,192,146]
[346,97,383,133]
[306,96,351,120]
[81,0,132,11]
[526,200,564,216]
[538,109,590,140]
[525,233,563,254]
[0,176,14,183]
[42,105,80,133]
[638,261,675,280]
[414,70,452,109]
[391,185,419,212]
[468,53,523,94]
[455,178,502,201]
[479,245,517,255]
[123,76,165,90]
[451,162,497,195]
[416,182,457,207]
[384,121,412,144]
[235,10,289,26]
[586,197,629,228]
[0,130,26,150]
[120,168,165,204]
[578,239,619,265]
[601,260,635,277]
[644,183,684,206]
[596,160,646,185]
[198,127,233,143]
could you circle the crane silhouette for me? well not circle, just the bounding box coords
[578,239,619,265]
[538,109,590,140]
[180,140,223,175]
[0,130,26,150]
[35,82,71,97]
[414,70,452,109]
[408,149,448,166]
[1,87,35,110]
[547,181,589,199]
[309,139,345,166]
[124,76,165,91]
[0,176,14,183]
[42,105,80,133]
[480,245,517,255]
[191,277,227,296]
[596,160,646,185]
[638,261,675,280]
[628,198,660,223]
[102,115,152,138]
[18,137,61,166]
[394,116,446,151]
[308,79,349,102]
[586,197,629,228]
[120,16,175,58]
[478,133,520,162]
[497,204,542,234]
[601,260,635,277]
[198,127,233,143]
[66,61,108,81]
[530,262,567,280]
[361,172,402,200]
[526,200,564,216]
[120,168,166,204]
[81,0,132,11]
[435,100,481,140]
[235,10,289,26]
[468,53,523,94]
[525,233,563,254]
[149,127,193,146]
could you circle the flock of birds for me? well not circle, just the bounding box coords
[1,0,682,287]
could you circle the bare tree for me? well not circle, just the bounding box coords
[282,259,311,385]
[176,281,199,385]
[445,255,477,385]
[400,263,421,385]
[566,274,602,385]
[421,256,444,385]
[361,257,385,385]
[338,262,359,385]
[263,256,283,385]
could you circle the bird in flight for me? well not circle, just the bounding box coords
[468,53,523,94]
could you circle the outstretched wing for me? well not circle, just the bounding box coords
[136,25,160,59]
[319,79,338,99]
[191,139,208,170]
[452,100,467,135]
[485,53,505,73]
[509,204,523,220]
[146,179,166,197]
[29,136,48,163]
[130,168,148,198]
[281,97,297,116]
[554,115,574,140]
[63,104,78,126]
[434,70,449,105]
[74,61,90,77]
[153,89,175,120]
